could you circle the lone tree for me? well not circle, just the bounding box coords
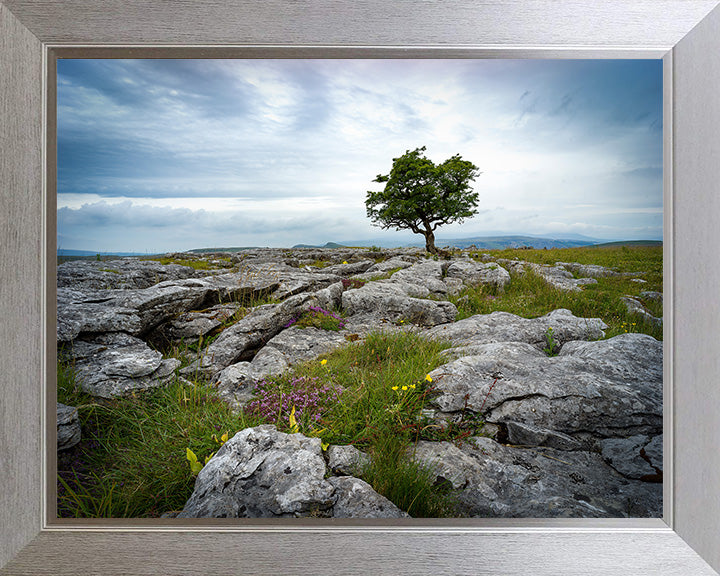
[365,146,480,254]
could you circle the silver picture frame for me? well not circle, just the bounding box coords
[2,1,719,574]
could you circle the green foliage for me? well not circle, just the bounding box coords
[365,146,480,253]
[57,375,266,518]
[456,246,663,340]
[543,327,559,356]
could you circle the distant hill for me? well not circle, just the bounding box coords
[57,249,148,257]
[338,235,604,250]
[435,235,599,250]
[588,240,663,248]
[188,247,261,253]
[292,242,347,249]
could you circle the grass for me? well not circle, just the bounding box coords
[57,331,479,518]
[57,362,266,517]
[143,256,234,271]
[453,245,663,340]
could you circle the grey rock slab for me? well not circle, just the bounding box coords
[496,258,526,275]
[640,290,663,304]
[363,256,417,276]
[526,262,598,292]
[504,421,583,451]
[621,296,662,327]
[192,293,319,376]
[601,435,663,480]
[341,281,456,326]
[427,333,662,442]
[445,260,511,292]
[327,444,371,476]
[214,326,348,409]
[555,261,621,279]
[322,260,374,276]
[149,303,242,345]
[413,437,662,517]
[389,260,447,295]
[57,288,143,342]
[251,262,341,300]
[643,434,663,471]
[57,258,205,290]
[177,426,336,518]
[57,403,81,451]
[57,269,281,343]
[426,308,607,355]
[328,476,409,518]
[312,281,344,312]
[63,332,180,398]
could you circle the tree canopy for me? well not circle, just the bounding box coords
[365,146,480,253]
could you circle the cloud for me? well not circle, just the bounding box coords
[57,199,370,252]
[57,58,664,251]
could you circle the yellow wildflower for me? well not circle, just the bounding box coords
[425,375,433,382]
[320,359,328,366]
[402,386,408,391]
[391,386,399,391]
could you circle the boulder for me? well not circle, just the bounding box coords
[640,290,663,304]
[341,281,456,326]
[427,333,662,444]
[62,332,180,398]
[327,444,371,476]
[555,261,621,279]
[412,437,662,518]
[496,258,526,275]
[621,296,662,327]
[312,281,345,312]
[445,260,511,292]
[177,426,404,519]
[389,260,448,296]
[426,308,607,355]
[363,256,417,276]
[328,476,409,518]
[526,262,598,292]
[177,426,335,518]
[57,402,81,450]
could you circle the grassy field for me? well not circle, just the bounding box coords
[57,244,663,518]
[453,245,663,340]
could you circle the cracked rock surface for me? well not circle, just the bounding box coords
[57,248,663,518]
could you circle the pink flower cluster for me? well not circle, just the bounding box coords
[283,306,347,330]
[246,376,343,426]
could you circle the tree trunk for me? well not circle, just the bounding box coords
[423,230,437,253]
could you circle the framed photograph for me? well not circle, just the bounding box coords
[53,55,667,525]
[2,1,720,574]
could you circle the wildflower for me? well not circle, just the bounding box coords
[342,261,348,264]
[409,384,416,389]
[320,359,328,366]
[391,385,399,391]
[425,375,433,382]
[402,385,408,391]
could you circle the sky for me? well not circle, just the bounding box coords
[57,58,663,253]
